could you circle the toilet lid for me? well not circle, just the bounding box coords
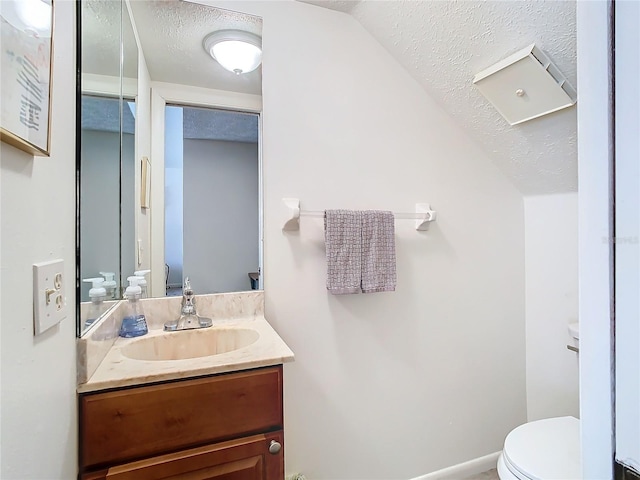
[503,416,581,480]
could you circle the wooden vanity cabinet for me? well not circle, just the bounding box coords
[78,366,284,480]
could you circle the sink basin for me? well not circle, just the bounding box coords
[121,328,260,361]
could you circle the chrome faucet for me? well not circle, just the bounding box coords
[164,278,213,331]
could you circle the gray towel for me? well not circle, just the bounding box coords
[325,209,396,294]
[361,210,396,293]
[325,210,362,294]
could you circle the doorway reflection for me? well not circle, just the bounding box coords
[80,95,136,303]
[164,105,260,297]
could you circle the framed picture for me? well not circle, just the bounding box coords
[0,0,54,156]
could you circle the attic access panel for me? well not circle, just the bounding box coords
[473,44,577,125]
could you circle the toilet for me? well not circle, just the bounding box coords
[497,416,581,480]
[497,324,581,480]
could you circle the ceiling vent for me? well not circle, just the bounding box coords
[473,44,577,125]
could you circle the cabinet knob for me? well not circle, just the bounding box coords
[269,440,282,454]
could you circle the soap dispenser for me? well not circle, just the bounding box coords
[119,276,148,338]
[100,272,118,299]
[82,277,106,328]
[134,269,150,298]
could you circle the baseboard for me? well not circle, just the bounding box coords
[410,451,501,480]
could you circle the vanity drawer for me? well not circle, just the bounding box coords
[79,366,283,470]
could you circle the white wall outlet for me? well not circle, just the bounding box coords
[33,259,66,335]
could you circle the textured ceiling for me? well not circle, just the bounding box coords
[85,0,577,194]
[297,0,578,195]
[298,0,361,14]
[82,1,261,142]
[81,96,136,134]
[183,107,259,143]
[129,0,262,95]
[82,0,138,78]
[81,1,121,77]
[82,96,258,145]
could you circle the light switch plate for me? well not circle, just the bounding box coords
[33,259,66,335]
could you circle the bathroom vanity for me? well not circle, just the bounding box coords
[76,292,294,480]
[79,366,284,479]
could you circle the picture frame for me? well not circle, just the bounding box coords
[0,0,54,156]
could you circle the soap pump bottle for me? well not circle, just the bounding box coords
[83,277,106,328]
[100,272,118,299]
[134,269,151,298]
[119,276,148,338]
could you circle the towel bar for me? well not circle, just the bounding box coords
[281,198,437,232]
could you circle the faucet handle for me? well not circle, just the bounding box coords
[183,277,195,303]
[181,277,196,315]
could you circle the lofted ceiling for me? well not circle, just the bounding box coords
[83,0,577,194]
[299,0,578,195]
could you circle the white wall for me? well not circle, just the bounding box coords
[80,129,121,300]
[121,131,136,281]
[134,38,152,275]
[164,106,184,289]
[80,130,135,300]
[576,1,615,478]
[183,139,259,294]
[0,1,77,477]
[263,6,526,477]
[197,1,528,478]
[524,193,579,422]
[614,0,640,472]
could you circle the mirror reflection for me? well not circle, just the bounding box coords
[80,95,135,315]
[164,105,259,297]
[79,0,138,328]
[78,0,263,335]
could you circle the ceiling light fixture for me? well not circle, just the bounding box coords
[203,30,262,75]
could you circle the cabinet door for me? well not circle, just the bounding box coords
[101,432,283,480]
[80,367,283,469]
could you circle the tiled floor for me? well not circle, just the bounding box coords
[462,468,499,480]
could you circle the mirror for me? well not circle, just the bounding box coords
[163,105,260,297]
[78,0,138,332]
[77,0,263,336]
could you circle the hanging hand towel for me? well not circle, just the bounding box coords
[325,210,362,294]
[361,210,396,293]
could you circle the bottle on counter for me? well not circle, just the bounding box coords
[100,271,118,299]
[83,277,107,328]
[119,276,148,338]
[134,269,151,298]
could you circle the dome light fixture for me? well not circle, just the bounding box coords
[203,30,262,75]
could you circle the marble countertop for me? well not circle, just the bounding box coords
[77,316,294,393]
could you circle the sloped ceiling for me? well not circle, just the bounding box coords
[84,0,577,193]
[299,0,577,195]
